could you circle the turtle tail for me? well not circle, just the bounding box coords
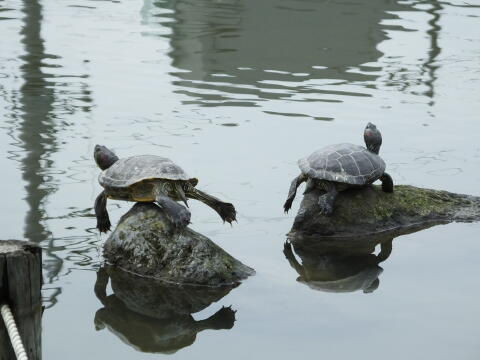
[188,188,237,224]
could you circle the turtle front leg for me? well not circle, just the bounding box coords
[94,266,109,303]
[318,181,338,216]
[380,172,394,193]
[187,188,236,224]
[154,185,191,230]
[197,306,236,331]
[95,190,111,233]
[377,239,393,263]
[284,173,307,213]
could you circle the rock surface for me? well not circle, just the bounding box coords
[289,185,480,239]
[103,203,254,286]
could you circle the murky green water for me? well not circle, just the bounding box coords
[1,0,480,358]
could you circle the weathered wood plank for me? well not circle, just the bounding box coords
[0,240,42,360]
[0,252,15,360]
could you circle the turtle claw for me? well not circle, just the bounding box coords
[283,241,294,257]
[284,199,293,214]
[97,217,111,233]
[170,207,191,230]
[218,202,236,225]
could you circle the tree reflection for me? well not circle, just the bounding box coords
[142,0,447,111]
[17,0,92,308]
[422,0,443,103]
[143,0,415,106]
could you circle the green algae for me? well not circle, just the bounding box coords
[290,185,480,238]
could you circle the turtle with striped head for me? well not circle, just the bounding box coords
[94,145,236,232]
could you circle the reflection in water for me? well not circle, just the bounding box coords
[284,221,445,293]
[19,0,57,243]
[18,0,62,308]
[14,0,93,308]
[422,0,443,103]
[143,0,413,107]
[94,266,237,354]
[284,236,393,293]
[0,0,477,357]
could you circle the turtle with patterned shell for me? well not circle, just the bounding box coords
[284,122,394,216]
[94,145,236,232]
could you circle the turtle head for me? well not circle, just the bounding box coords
[94,145,119,170]
[364,122,382,154]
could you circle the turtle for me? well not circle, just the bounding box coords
[93,145,236,233]
[283,122,393,216]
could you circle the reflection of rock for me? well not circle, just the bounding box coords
[94,266,237,354]
[289,185,480,239]
[103,203,254,286]
[284,236,392,293]
[284,217,460,293]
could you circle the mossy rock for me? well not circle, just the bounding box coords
[103,203,254,286]
[289,185,480,239]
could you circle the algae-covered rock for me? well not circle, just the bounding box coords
[94,266,237,354]
[289,185,480,238]
[103,203,254,286]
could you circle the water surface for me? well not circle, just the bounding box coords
[1,0,480,358]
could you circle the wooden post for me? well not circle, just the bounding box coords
[0,240,42,360]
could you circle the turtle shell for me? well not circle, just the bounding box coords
[99,155,198,188]
[298,143,385,185]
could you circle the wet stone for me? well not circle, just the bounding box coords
[289,185,480,239]
[103,203,254,286]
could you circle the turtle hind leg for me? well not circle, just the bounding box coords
[154,186,191,230]
[380,172,394,193]
[318,181,338,216]
[284,173,307,213]
[95,190,111,233]
[188,188,236,224]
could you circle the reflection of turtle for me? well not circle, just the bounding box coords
[93,145,236,232]
[284,123,393,216]
[94,266,237,354]
[283,239,392,293]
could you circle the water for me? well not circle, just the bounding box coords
[1,0,480,358]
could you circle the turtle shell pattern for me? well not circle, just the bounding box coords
[298,143,385,185]
[99,155,198,189]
